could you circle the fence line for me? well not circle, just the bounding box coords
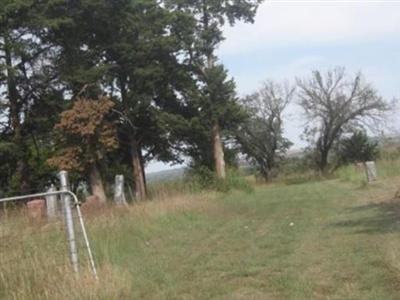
[0,171,98,279]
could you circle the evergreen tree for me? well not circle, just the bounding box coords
[338,131,379,164]
[174,64,245,171]
[0,0,265,197]
[0,0,62,193]
[165,0,264,178]
[53,0,194,200]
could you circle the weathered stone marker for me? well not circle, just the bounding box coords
[27,199,46,221]
[364,161,377,182]
[45,184,58,219]
[114,175,127,206]
[82,195,104,212]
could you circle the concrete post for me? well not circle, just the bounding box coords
[58,171,79,273]
[114,175,127,206]
[45,184,58,219]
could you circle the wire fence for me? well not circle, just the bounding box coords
[0,172,97,297]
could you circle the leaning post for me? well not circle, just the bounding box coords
[59,170,79,273]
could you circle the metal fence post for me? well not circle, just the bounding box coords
[58,171,79,273]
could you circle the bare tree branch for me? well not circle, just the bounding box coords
[297,67,390,172]
[237,80,294,180]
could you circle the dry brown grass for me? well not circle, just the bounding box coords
[0,192,218,300]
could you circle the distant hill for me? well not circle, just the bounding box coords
[146,167,186,183]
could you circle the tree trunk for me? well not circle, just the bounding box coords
[139,149,147,195]
[260,162,269,182]
[89,163,107,203]
[212,122,226,179]
[319,148,329,174]
[206,48,226,179]
[130,137,147,200]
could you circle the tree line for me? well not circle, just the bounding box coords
[0,0,390,200]
[240,68,390,180]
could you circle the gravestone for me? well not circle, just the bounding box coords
[45,185,58,219]
[82,195,104,212]
[114,175,127,206]
[27,199,46,221]
[364,161,378,182]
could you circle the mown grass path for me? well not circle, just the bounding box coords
[90,178,400,299]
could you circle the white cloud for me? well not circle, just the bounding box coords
[219,2,400,55]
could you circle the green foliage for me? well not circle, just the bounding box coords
[174,64,245,169]
[165,0,264,63]
[186,166,253,193]
[145,167,253,200]
[0,0,67,193]
[338,131,379,164]
[165,0,263,175]
[0,0,263,195]
[218,171,254,193]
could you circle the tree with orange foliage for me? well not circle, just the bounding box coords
[48,97,118,202]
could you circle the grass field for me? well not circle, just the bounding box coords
[2,174,400,299]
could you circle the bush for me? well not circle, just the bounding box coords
[338,131,379,164]
[186,166,253,193]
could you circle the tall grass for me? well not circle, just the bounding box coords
[3,168,400,298]
[335,153,400,184]
[0,194,210,300]
[0,168,256,299]
[147,168,253,200]
[0,209,131,300]
[272,145,400,186]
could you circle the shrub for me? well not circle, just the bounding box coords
[338,131,379,164]
[186,167,253,193]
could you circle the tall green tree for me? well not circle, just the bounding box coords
[0,0,265,197]
[165,0,264,178]
[43,0,107,95]
[0,0,62,193]
[47,0,195,199]
[173,64,244,171]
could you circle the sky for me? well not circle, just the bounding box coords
[146,0,400,173]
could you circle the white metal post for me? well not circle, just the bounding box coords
[58,171,79,273]
[0,190,97,278]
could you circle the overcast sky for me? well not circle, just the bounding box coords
[147,0,400,173]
